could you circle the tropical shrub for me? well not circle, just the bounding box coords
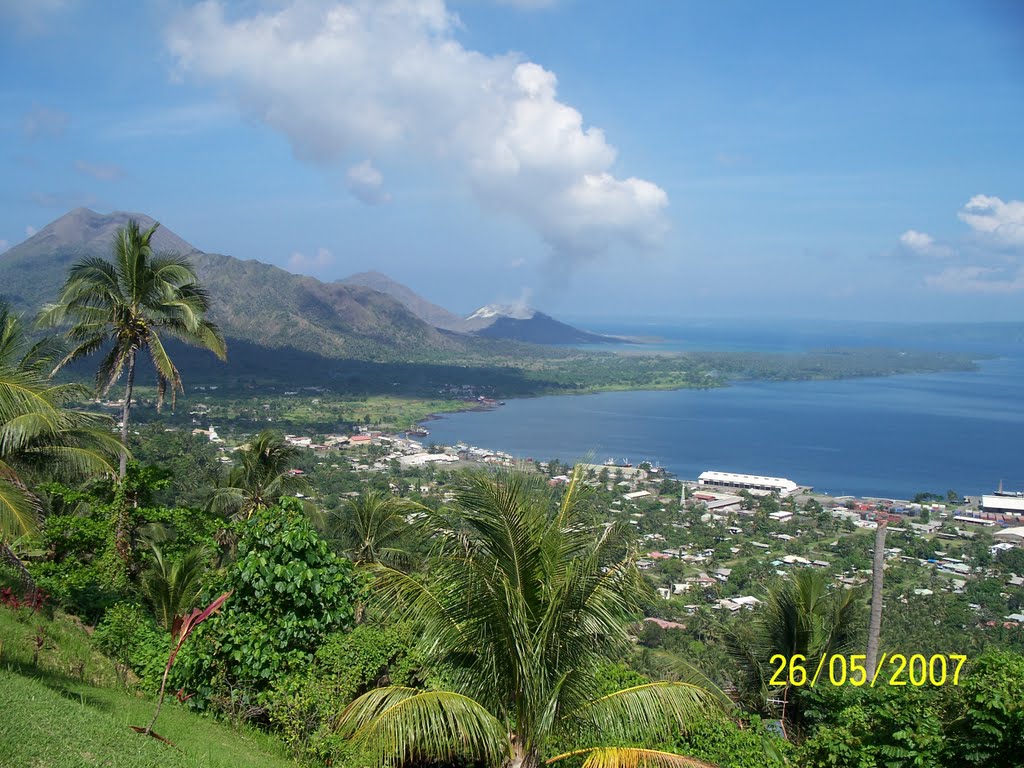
[799,685,946,768]
[943,651,1024,767]
[94,601,166,688]
[663,716,792,768]
[176,498,361,714]
[267,622,422,761]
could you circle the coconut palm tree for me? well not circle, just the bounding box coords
[725,568,862,732]
[0,304,121,591]
[336,470,726,768]
[208,430,308,521]
[38,219,226,479]
[330,489,418,567]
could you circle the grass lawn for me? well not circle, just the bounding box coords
[0,670,296,768]
[0,607,296,768]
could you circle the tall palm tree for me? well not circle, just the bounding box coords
[865,519,888,673]
[725,569,862,731]
[0,304,121,590]
[208,430,308,521]
[330,489,418,567]
[336,470,726,768]
[39,219,226,479]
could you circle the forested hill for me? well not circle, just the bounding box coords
[0,209,481,362]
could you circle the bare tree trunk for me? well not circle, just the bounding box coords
[119,349,136,479]
[866,520,888,675]
[145,652,173,735]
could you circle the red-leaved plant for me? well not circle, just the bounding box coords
[1,587,48,613]
[133,590,232,742]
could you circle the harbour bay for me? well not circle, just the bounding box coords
[424,325,1024,500]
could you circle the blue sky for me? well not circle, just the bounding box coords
[1,0,1022,321]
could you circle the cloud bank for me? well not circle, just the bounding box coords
[166,0,668,263]
[957,194,1024,247]
[902,195,1024,294]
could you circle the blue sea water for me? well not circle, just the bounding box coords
[423,321,1024,500]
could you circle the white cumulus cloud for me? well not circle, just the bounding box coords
[346,160,391,205]
[900,194,1024,294]
[166,0,668,263]
[898,229,952,259]
[899,229,933,252]
[288,247,335,275]
[957,195,1024,247]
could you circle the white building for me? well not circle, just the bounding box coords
[953,515,996,528]
[698,470,799,497]
[982,494,1024,516]
[623,490,651,501]
[994,526,1024,546]
[398,452,460,468]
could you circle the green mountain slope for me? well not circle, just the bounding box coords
[0,209,470,363]
[340,270,471,332]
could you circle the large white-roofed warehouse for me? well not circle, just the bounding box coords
[994,526,1024,546]
[982,494,1024,516]
[698,470,800,497]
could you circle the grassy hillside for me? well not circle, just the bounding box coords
[0,608,295,768]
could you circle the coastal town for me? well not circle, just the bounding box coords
[179,413,1024,632]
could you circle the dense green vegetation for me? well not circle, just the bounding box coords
[0,220,1020,767]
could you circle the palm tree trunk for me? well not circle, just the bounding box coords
[119,349,136,479]
[866,520,888,676]
[507,740,540,768]
[113,349,137,564]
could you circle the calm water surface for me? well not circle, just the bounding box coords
[424,324,1024,499]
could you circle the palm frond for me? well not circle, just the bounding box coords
[0,468,41,539]
[142,543,211,635]
[23,442,121,479]
[336,687,508,767]
[147,330,182,411]
[570,681,726,743]
[547,747,718,768]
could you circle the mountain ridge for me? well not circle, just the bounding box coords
[339,270,470,332]
[341,272,617,344]
[0,209,618,363]
[0,209,468,363]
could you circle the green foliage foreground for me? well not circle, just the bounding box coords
[337,471,731,768]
